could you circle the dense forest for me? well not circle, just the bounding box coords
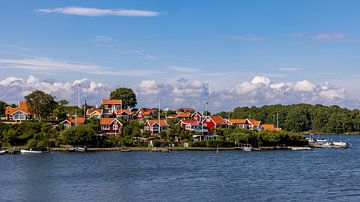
[217,104,360,133]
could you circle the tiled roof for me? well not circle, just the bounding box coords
[100,118,120,125]
[247,119,260,126]
[147,119,168,127]
[262,124,281,131]
[181,120,200,125]
[86,108,103,115]
[228,119,247,124]
[209,116,226,124]
[176,112,191,118]
[115,109,132,115]
[101,99,122,105]
[139,108,154,115]
[5,101,30,115]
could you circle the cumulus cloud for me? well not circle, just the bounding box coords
[0,75,350,112]
[36,7,160,17]
[0,75,112,105]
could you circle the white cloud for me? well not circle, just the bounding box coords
[92,35,114,47]
[36,7,160,17]
[293,32,348,41]
[292,80,316,92]
[0,56,159,77]
[0,75,350,112]
[0,75,112,105]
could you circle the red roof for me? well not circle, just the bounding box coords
[176,112,191,118]
[180,120,200,125]
[115,109,132,115]
[209,116,226,124]
[227,119,247,124]
[86,108,103,115]
[147,119,168,127]
[5,101,30,115]
[262,124,281,131]
[247,119,260,126]
[101,99,122,105]
[138,108,154,116]
[100,118,121,125]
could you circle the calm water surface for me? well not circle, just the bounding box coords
[1,135,360,202]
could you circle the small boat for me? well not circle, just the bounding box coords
[20,149,42,154]
[120,148,130,152]
[0,150,6,155]
[291,147,311,151]
[75,146,87,152]
[243,144,253,152]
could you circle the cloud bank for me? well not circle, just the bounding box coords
[36,7,160,17]
[0,75,350,112]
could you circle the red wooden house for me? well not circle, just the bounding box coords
[101,99,122,117]
[135,108,155,120]
[100,118,122,135]
[144,119,169,135]
[190,112,203,121]
[202,116,226,131]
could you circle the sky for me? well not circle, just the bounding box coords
[1,0,360,112]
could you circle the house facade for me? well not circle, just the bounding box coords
[135,108,155,120]
[4,101,32,122]
[101,99,122,117]
[100,118,122,135]
[246,119,262,130]
[144,119,169,135]
[225,119,247,128]
[190,112,203,121]
[86,108,103,119]
[179,120,208,133]
[61,117,86,128]
[202,116,226,131]
[115,109,133,120]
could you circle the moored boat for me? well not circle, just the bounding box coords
[75,146,87,152]
[20,149,42,154]
[242,144,253,152]
[0,150,6,155]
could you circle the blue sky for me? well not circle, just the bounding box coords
[1,0,360,111]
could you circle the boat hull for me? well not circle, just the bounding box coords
[20,149,42,154]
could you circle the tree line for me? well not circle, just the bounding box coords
[217,104,360,133]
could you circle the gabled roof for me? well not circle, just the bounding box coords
[5,101,30,115]
[100,118,122,125]
[190,111,202,117]
[101,99,122,105]
[247,119,261,127]
[137,108,154,116]
[180,120,200,125]
[176,112,191,118]
[146,119,168,127]
[86,108,103,115]
[206,116,226,124]
[115,109,132,115]
[227,119,247,124]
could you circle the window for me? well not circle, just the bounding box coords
[102,125,110,130]
[113,124,118,130]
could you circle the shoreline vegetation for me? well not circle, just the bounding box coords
[1,89,358,151]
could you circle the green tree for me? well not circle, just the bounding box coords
[0,100,8,115]
[61,124,96,146]
[25,90,58,121]
[110,88,137,108]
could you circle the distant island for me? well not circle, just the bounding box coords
[0,88,358,150]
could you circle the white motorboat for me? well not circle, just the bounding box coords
[243,144,253,152]
[75,146,87,152]
[0,150,6,155]
[20,149,42,154]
